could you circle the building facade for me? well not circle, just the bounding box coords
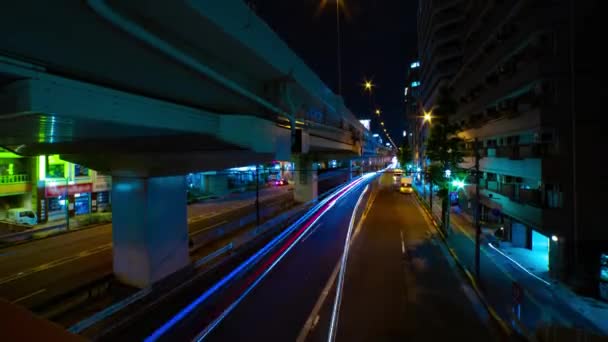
[418,0,606,295]
[415,0,466,173]
[405,60,421,163]
[0,148,112,224]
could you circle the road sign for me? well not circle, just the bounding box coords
[512,281,523,304]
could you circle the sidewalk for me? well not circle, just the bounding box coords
[450,206,608,337]
[0,186,293,246]
[412,183,607,338]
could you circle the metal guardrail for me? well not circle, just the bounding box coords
[0,174,29,184]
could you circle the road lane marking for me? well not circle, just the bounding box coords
[328,185,369,342]
[400,230,406,255]
[302,223,323,243]
[487,243,551,286]
[296,261,341,342]
[0,243,112,286]
[190,220,229,236]
[297,187,375,342]
[162,178,370,342]
[351,190,377,242]
[12,288,46,304]
[69,287,152,334]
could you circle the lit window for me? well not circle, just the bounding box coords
[410,61,420,69]
[411,81,421,87]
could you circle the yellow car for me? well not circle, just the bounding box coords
[399,184,414,194]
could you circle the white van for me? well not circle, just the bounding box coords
[6,208,37,226]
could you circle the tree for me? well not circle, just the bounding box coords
[398,139,413,170]
[425,87,464,233]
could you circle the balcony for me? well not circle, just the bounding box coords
[454,18,541,97]
[479,179,543,207]
[0,174,31,196]
[474,179,543,227]
[486,144,556,160]
[463,0,526,61]
[0,174,29,184]
[455,60,547,120]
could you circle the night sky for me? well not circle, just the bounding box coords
[253,1,418,145]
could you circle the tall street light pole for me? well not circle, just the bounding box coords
[474,138,481,279]
[335,0,343,95]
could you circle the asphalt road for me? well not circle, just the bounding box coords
[0,186,293,309]
[309,175,496,341]
[108,173,375,341]
[136,172,496,341]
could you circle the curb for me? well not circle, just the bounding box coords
[413,189,515,338]
[0,222,110,250]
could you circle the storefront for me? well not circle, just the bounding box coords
[92,174,111,212]
[44,182,93,221]
[74,192,90,215]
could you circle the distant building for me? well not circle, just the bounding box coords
[404,59,422,164]
[418,0,605,295]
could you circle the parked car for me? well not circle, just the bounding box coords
[5,208,37,226]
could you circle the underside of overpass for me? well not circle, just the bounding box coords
[0,0,386,287]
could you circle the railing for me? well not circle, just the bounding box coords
[479,179,543,208]
[0,174,29,184]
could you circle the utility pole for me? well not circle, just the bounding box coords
[474,138,481,279]
[65,177,70,231]
[429,177,433,213]
[255,166,260,226]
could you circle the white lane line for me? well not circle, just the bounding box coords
[302,223,323,243]
[400,230,406,255]
[328,185,369,342]
[312,315,320,329]
[487,243,552,287]
[296,261,341,342]
[12,288,46,304]
[0,243,112,286]
[190,220,229,236]
[297,187,373,342]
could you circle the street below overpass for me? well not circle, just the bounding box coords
[0,186,293,310]
[113,172,499,341]
[0,169,350,316]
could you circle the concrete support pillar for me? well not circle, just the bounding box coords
[111,175,189,288]
[293,155,318,203]
[348,159,354,181]
[206,173,229,197]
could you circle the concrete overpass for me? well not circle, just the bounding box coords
[0,0,388,287]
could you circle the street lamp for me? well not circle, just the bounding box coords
[364,80,374,92]
[452,179,465,189]
[423,109,432,123]
[375,109,381,115]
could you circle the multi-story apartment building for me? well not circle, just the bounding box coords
[405,60,421,161]
[415,0,466,171]
[0,148,112,224]
[418,0,605,295]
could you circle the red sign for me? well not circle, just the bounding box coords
[45,183,93,197]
